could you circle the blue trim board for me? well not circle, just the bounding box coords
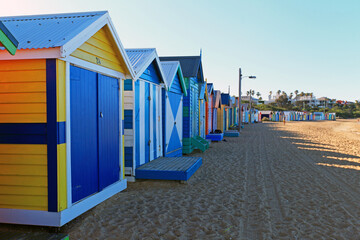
[0,123,46,144]
[46,59,58,212]
[135,157,202,181]
[57,121,66,144]
[124,110,133,129]
[125,147,133,168]
[0,122,65,144]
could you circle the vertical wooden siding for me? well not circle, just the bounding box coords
[71,26,128,74]
[0,59,48,210]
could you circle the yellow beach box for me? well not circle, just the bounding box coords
[0,11,135,226]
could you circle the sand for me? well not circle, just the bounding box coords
[1,119,360,239]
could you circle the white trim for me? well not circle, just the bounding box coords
[61,56,126,79]
[65,61,72,207]
[119,78,123,180]
[60,180,126,226]
[127,49,168,89]
[0,48,61,60]
[105,15,136,79]
[149,85,154,161]
[132,80,136,176]
[60,14,108,58]
[60,12,135,79]
[158,86,163,155]
[0,180,127,227]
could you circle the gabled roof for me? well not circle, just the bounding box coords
[0,11,106,50]
[0,11,135,78]
[207,83,214,95]
[160,61,187,96]
[159,56,204,82]
[126,48,167,87]
[221,93,231,106]
[214,90,222,108]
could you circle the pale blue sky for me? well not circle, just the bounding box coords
[2,0,359,100]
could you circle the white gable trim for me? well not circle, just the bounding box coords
[61,12,135,79]
[61,55,126,79]
[131,49,168,89]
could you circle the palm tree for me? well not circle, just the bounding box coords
[277,90,281,96]
[294,90,299,96]
[256,92,261,98]
[251,90,255,96]
[246,91,250,96]
[289,92,293,100]
[300,92,305,96]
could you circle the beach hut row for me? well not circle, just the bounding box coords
[259,111,336,122]
[0,10,263,227]
[0,11,223,227]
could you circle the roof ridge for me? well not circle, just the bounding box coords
[0,11,107,21]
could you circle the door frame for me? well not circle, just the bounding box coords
[63,56,124,208]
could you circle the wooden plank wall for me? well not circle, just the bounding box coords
[71,26,128,74]
[0,59,48,211]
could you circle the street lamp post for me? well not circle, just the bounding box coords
[238,68,256,133]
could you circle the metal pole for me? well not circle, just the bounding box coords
[249,89,252,109]
[238,68,242,133]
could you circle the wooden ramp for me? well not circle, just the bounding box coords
[0,231,69,240]
[135,157,202,181]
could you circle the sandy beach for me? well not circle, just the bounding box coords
[1,119,360,239]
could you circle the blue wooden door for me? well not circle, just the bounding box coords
[164,91,183,157]
[98,74,120,190]
[70,66,99,203]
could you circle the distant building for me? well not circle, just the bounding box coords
[241,96,259,105]
[292,95,318,107]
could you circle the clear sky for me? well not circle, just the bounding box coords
[1,0,359,101]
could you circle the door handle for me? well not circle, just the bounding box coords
[100,112,103,118]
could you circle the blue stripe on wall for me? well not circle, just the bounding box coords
[57,121,66,144]
[0,122,65,144]
[124,110,133,129]
[46,59,58,212]
[124,79,132,91]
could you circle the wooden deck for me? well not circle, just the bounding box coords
[135,157,202,181]
[224,130,240,137]
[0,231,69,240]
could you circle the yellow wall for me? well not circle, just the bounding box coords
[0,60,46,123]
[0,59,48,211]
[71,26,128,74]
[0,144,47,210]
